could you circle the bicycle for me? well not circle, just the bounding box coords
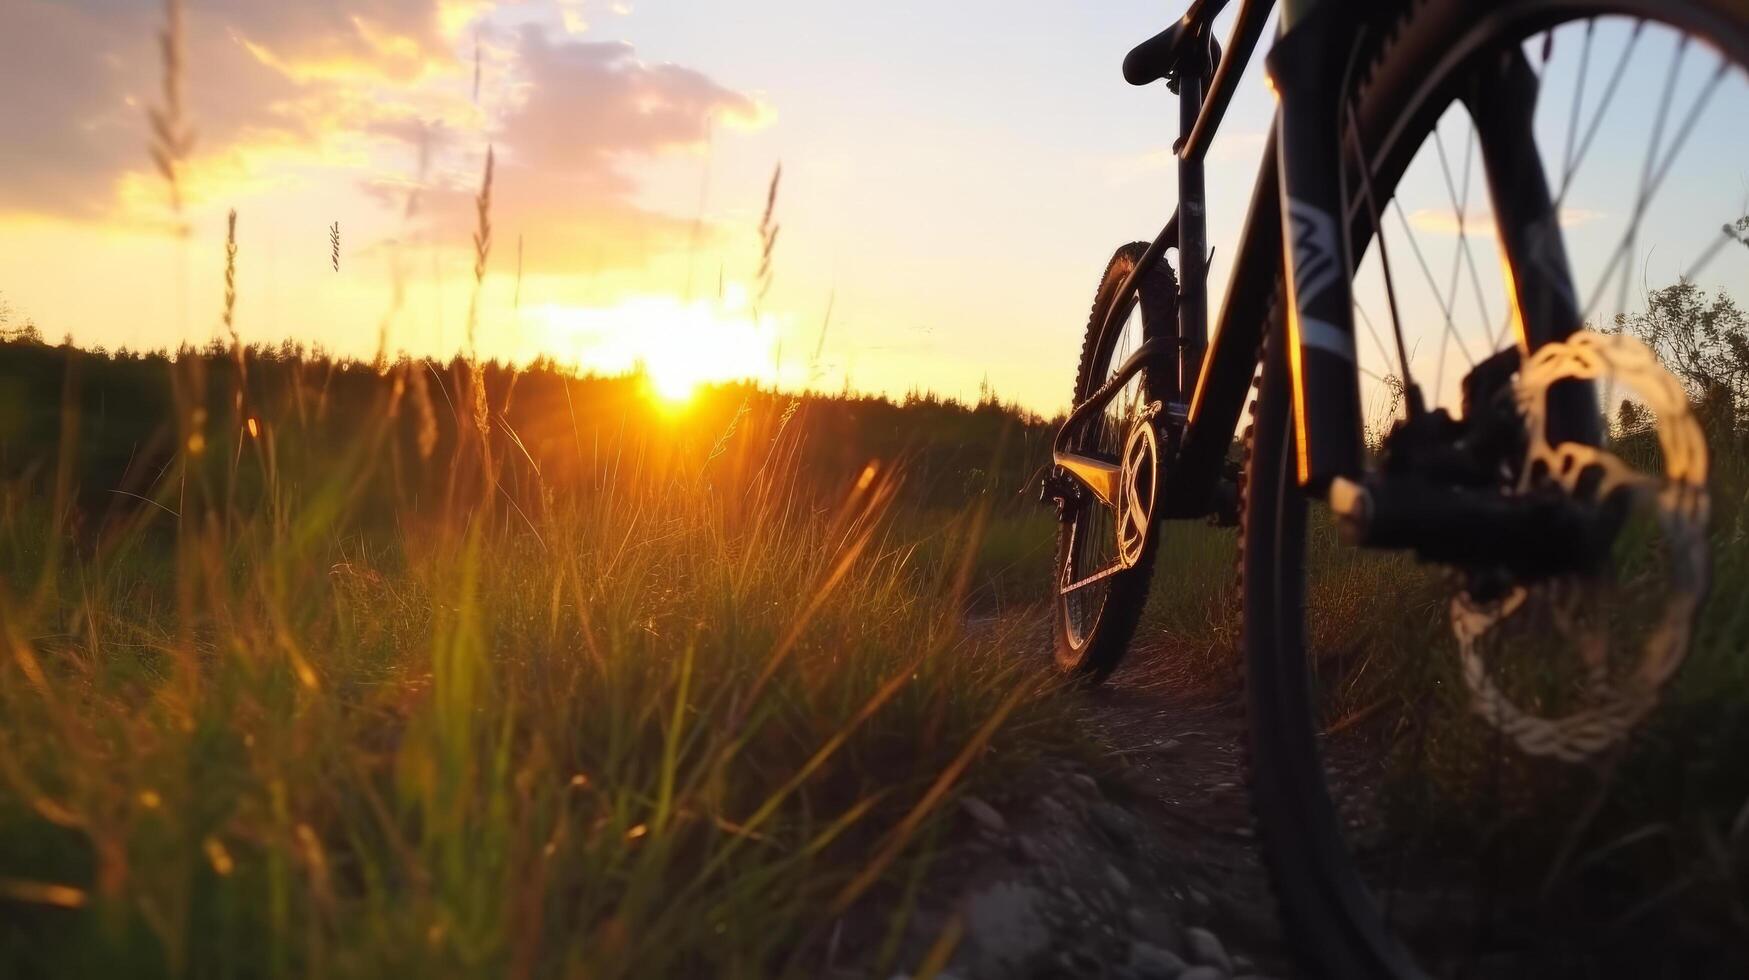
[1042,0,1747,975]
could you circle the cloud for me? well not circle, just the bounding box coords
[0,1,419,218]
[1556,207,1607,229]
[0,5,128,216]
[1099,147,1177,186]
[1405,206,1607,236]
[500,28,765,170]
[1404,208,1488,235]
[224,0,470,83]
[0,0,770,278]
[371,26,771,273]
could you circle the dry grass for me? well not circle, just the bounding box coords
[145,0,191,228]
[0,349,1074,976]
[5,2,1740,972]
[0,9,1076,970]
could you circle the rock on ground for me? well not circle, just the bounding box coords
[1184,926,1235,973]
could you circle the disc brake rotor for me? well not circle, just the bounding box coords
[1450,331,1711,762]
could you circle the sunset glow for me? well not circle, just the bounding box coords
[5,3,1749,976]
[2,0,1292,416]
[645,367,699,406]
[536,284,781,401]
[2,2,1744,417]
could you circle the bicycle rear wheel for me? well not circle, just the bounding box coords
[1243,1,1749,976]
[1052,243,1177,681]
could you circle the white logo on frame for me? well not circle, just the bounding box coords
[1287,198,1341,307]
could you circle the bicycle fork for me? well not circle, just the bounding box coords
[1268,0,1367,492]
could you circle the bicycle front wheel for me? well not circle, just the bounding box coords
[1243,1,1749,977]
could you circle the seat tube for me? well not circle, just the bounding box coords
[1176,73,1209,405]
[1266,0,1364,489]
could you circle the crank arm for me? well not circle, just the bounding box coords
[1052,451,1121,508]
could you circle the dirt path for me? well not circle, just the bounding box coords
[882,626,1749,980]
[1080,644,1282,968]
[875,639,1289,980]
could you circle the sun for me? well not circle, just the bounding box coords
[646,361,700,407]
[536,286,783,410]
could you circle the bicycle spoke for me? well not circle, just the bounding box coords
[1559,20,1598,193]
[1354,301,1402,380]
[1682,223,1744,282]
[1250,11,1746,975]
[1616,37,1689,325]
[1581,49,1726,323]
[1432,128,1469,325]
[1488,308,1513,355]
[1390,196,1477,371]
[1390,197,1477,403]
[1555,21,1646,209]
[1065,298,1151,642]
[1345,105,1418,398]
[1423,122,1504,406]
[1434,126,1498,358]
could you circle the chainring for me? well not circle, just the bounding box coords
[1116,417,1161,569]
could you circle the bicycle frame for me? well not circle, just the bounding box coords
[1055,0,1596,522]
[1053,0,1387,522]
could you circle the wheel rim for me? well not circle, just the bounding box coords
[1063,294,1154,651]
[1256,5,1748,975]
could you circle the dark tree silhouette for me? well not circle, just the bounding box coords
[1615,278,1749,435]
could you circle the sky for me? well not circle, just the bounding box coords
[1,1,1745,417]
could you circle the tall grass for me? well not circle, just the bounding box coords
[0,347,1074,976]
[7,32,1069,953]
[9,3,1740,970]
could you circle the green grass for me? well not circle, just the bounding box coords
[1281,436,1749,942]
[4,333,1746,972]
[0,346,1081,978]
[1099,418,1749,941]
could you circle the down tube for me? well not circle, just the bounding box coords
[1169,133,1281,519]
[1266,4,1364,489]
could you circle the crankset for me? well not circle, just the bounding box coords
[1043,402,1166,572]
[1116,413,1161,567]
